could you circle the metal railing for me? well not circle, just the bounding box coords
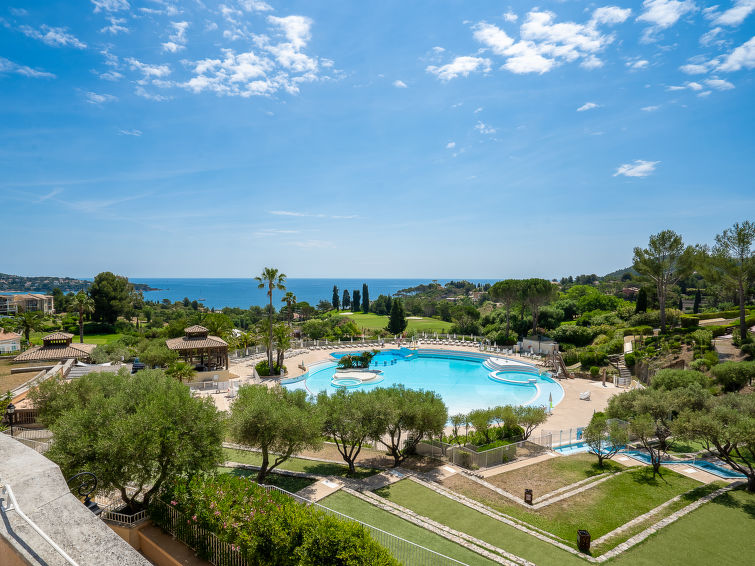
[416,437,549,470]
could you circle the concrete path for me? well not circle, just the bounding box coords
[296,478,344,502]
[478,452,557,478]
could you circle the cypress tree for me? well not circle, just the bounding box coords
[342,289,351,310]
[386,299,408,334]
[635,288,648,313]
[332,285,340,310]
[678,297,684,311]
[352,290,360,313]
[693,289,701,314]
[362,283,370,313]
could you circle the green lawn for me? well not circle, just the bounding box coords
[443,466,708,548]
[222,447,381,480]
[29,331,123,345]
[218,467,317,492]
[320,491,497,566]
[338,312,453,333]
[608,488,755,566]
[375,479,585,566]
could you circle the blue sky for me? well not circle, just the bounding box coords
[2,0,753,279]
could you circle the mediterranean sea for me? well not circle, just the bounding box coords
[129,278,496,310]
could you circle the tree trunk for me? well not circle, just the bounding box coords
[257,447,269,483]
[748,475,755,493]
[505,306,511,337]
[268,287,274,370]
[79,311,84,344]
[348,460,356,475]
[658,281,666,333]
[739,280,747,341]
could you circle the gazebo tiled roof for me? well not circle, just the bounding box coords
[166,335,228,350]
[184,325,209,334]
[43,332,74,341]
[14,342,95,362]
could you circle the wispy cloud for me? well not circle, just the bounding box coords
[393,79,407,88]
[427,56,491,81]
[118,129,142,136]
[446,141,456,149]
[162,21,189,53]
[19,24,87,48]
[614,160,660,177]
[269,210,358,219]
[0,57,56,78]
[577,102,599,112]
[474,121,496,135]
[91,0,130,12]
[717,36,755,71]
[637,0,696,42]
[642,105,660,111]
[85,91,117,104]
[101,16,129,35]
[36,188,63,203]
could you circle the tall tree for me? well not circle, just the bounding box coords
[71,291,94,344]
[386,299,408,335]
[89,272,136,324]
[14,311,43,343]
[635,288,648,313]
[352,290,360,314]
[255,267,287,370]
[33,369,223,511]
[342,289,351,310]
[633,230,695,332]
[583,412,628,468]
[281,291,297,326]
[693,289,702,314]
[520,278,556,334]
[362,283,370,313]
[489,279,521,337]
[709,221,755,341]
[229,385,322,483]
[332,285,340,310]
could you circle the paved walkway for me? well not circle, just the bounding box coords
[478,452,557,478]
[296,478,344,502]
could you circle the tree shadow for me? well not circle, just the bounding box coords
[709,489,755,519]
[630,467,669,487]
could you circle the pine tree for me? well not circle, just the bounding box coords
[362,283,370,313]
[332,285,340,310]
[342,289,351,310]
[352,290,360,313]
[386,299,408,335]
[635,288,648,313]
[693,289,701,314]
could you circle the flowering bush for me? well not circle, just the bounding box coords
[154,474,397,565]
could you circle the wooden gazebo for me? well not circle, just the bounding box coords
[14,332,95,363]
[165,325,229,371]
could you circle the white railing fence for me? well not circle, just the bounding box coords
[415,437,549,470]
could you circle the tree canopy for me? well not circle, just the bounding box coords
[89,271,138,324]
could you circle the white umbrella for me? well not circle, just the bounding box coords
[548,392,553,413]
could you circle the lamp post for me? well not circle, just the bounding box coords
[5,402,15,437]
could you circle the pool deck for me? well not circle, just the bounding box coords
[226,343,622,432]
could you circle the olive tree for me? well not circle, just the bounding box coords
[583,412,628,468]
[33,369,223,511]
[317,389,383,474]
[514,406,548,440]
[371,385,447,467]
[674,392,755,492]
[229,385,322,483]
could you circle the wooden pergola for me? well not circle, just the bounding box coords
[165,325,229,371]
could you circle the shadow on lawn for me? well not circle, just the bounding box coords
[710,489,755,519]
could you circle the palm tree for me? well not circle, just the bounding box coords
[281,291,297,327]
[255,268,287,370]
[72,291,95,344]
[14,311,43,344]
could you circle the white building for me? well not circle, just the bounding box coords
[0,330,22,354]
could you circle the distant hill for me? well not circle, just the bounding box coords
[0,273,156,293]
[602,266,639,280]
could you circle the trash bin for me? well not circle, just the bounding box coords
[577,530,591,552]
[524,489,533,505]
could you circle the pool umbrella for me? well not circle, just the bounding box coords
[549,392,553,413]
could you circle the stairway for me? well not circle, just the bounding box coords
[609,354,632,387]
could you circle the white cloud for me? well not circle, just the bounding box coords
[446,141,456,149]
[705,77,735,89]
[698,90,712,97]
[700,26,725,46]
[580,55,604,69]
[19,24,87,48]
[119,129,142,136]
[473,22,514,55]
[503,12,518,22]
[629,59,649,69]
[717,36,755,71]
[474,121,496,134]
[85,91,117,104]
[474,107,483,113]
[577,102,599,111]
[432,46,445,53]
[713,0,755,25]
[426,56,491,80]
[9,8,28,16]
[99,70,124,81]
[614,160,659,177]
[135,86,170,101]
[393,79,407,88]
[642,105,660,111]
[637,0,695,41]
[162,21,189,52]
[91,0,130,12]
[36,188,63,203]
[686,81,704,90]
[0,57,56,78]
[667,81,704,91]
[591,6,632,25]
[680,62,711,74]
[239,0,273,12]
[126,57,171,78]
[101,17,129,35]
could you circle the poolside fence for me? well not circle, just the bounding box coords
[147,486,469,566]
[416,437,549,470]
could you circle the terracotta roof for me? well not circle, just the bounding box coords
[184,325,208,333]
[14,342,95,362]
[0,330,21,341]
[43,332,74,341]
[166,335,228,350]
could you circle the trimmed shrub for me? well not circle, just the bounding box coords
[624,352,636,367]
[680,316,700,328]
[711,361,755,392]
[590,366,600,378]
[741,343,755,358]
[579,349,607,369]
[255,360,286,376]
[551,324,595,347]
[650,369,710,391]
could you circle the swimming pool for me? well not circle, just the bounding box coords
[282,348,564,415]
[621,450,746,479]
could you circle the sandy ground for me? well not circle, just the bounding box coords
[225,344,622,432]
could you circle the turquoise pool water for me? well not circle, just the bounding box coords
[282,349,564,415]
[621,450,746,479]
